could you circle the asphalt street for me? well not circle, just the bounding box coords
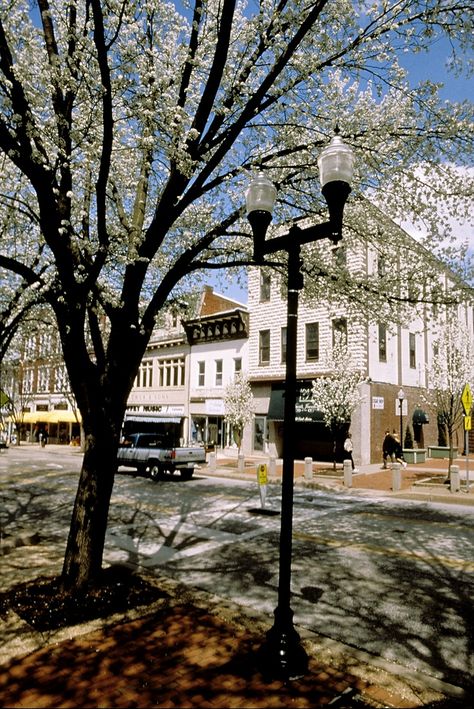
[1,444,473,696]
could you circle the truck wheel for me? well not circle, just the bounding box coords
[180,468,194,480]
[149,464,162,480]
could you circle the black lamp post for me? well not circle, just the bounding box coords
[398,388,405,445]
[245,132,354,680]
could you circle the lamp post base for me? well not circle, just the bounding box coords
[256,606,309,681]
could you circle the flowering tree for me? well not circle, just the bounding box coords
[0,1,472,592]
[0,358,32,444]
[224,371,254,454]
[311,333,365,468]
[424,319,474,475]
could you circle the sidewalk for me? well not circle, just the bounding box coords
[206,452,474,505]
[0,576,465,709]
[0,447,472,707]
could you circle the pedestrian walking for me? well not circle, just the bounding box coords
[343,432,357,471]
[392,432,407,468]
[382,429,396,468]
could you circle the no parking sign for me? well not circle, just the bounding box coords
[257,463,268,508]
[257,463,268,485]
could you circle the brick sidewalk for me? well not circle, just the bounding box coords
[211,454,474,496]
[0,600,456,709]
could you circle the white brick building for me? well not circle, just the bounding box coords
[246,235,474,465]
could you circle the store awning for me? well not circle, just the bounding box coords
[21,411,55,423]
[18,410,81,424]
[267,385,325,423]
[412,408,429,425]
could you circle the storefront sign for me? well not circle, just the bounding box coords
[268,383,324,423]
[372,397,384,409]
[205,399,224,415]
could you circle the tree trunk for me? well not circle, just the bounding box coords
[61,427,118,591]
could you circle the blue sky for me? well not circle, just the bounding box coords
[398,36,473,103]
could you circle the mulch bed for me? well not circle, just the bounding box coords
[0,565,167,632]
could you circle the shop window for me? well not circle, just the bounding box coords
[254,417,266,451]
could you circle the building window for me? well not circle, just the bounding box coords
[136,359,153,388]
[305,323,319,361]
[156,358,184,387]
[215,359,223,386]
[407,278,419,304]
[378,323,387,362]
[39,332,53,357]
[409,333,416,369]
[54,364,69,392]
[23,368,34,394]
[234,357,242,374]
[197,361,205,387]
[332,317,347,345]
[259,330,270,365]
[333,244,347,268]
[260,271,271,301]
[377,253,386,278]
[281,327,287,364]
[37,366,50,393]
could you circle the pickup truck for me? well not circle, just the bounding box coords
[117,432,206,480]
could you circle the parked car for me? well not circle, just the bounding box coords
[117,432,206,480]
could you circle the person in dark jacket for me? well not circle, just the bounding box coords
[392,432,407,468]
[382,429,396,468]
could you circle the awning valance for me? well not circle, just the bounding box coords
[267,384,325,423]
[124,415,181,424]
[19,410,81,424]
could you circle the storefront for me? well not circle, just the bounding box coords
[266,381,341,460]
[189,399,236,450]
[122,408,185,443]
[14,409,82,444]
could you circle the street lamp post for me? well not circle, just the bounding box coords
[398,388,405,445]
[245,132,354,680]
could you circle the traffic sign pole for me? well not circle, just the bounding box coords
[462,384,472,492]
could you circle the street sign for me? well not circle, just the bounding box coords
[257,463,268,509]
[461,383,472,415]
[257,463,268,485]
[465,416,471,431]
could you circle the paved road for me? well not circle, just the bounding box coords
[1,445,473,692]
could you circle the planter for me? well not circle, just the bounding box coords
[403,448,426,464]
[427,446,451,459]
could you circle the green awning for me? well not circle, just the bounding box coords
[413,408,429,424]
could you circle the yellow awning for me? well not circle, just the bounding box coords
[20,410,81,424]
[21,411,56,423]
[49,410,81,424]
